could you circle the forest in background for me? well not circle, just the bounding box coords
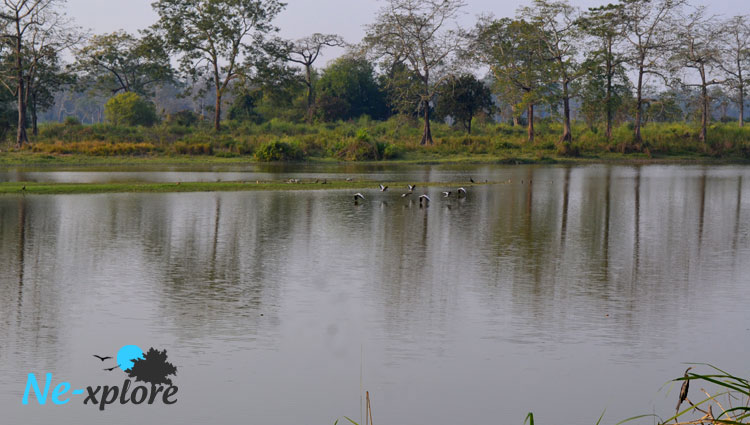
[1,0,750,161]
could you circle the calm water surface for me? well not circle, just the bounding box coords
[0,164,749,425]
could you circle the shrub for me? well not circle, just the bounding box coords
[171,142,213,155]
[64,116,81,126]
[254,140,304,161]
[105,92,158,127]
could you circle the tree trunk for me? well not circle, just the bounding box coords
[700,69,708,144]
[15,25,28,148]
[214,91,222,131]
[632,66,644,150]
[605,39,613,140]
[420,99,433,145]
[31,99,38,136]
[305,64,314,123]
[560,81,572,145]
[466,116,472,134]
[739,84,745,128]
[527,103,534,143]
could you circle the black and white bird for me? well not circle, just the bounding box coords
[401,192,413,198]
[457,187,467,197]
[418,194,431,205]
[353,193,365,201]
[407,184,416,192]
[346,177,353,181]
[442,191,452,198]
[379,184,388,192]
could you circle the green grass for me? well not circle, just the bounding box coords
[2,118,749,166]
[0,179,486,195]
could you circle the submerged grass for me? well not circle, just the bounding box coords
[0,179,485,195]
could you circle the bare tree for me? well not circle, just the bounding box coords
[0,0,72,147]
[669,7,722,143]
[718,16,750,127]
[283,33,344,122]
[619,0,685,150]
[365,0,466,145]
[521,0,584,149]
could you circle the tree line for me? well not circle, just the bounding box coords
[1,0,749,152]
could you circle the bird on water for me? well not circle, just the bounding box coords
[379,184,388,192]
[408,184,416,191]
[457,187,467,197]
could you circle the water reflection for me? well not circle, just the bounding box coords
[1,165,749,425]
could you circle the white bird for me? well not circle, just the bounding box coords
[407,184,416,191]
[457,187,467,197]
[353,193,365,201]
[379,184,388,192]
[346,177,353,181]
[442,191,452,198]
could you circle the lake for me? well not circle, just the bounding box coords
[1,163,748,425]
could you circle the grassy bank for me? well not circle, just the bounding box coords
[2,118,750,165]
[0,179,483,195]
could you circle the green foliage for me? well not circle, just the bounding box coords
[436,74,493,134]
[254,140,304,161]
[104,92,158,126]
[317,57,388,121]
[75,30,173,96]
[228,90,263,123]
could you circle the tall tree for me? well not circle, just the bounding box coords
[27,46,70,134]
[0,0,74,147]
[718,16,750,127]
[472,17,549,143]
[619,0,685,150]
[669,7,722,143]
[317,55,387,121]
[365,0,466,145]
[578,3,627,140]
[435,74,492,134]
[153,0,285,131]
[521,0,584,150]
[282,33,344,122]
[76,30,173,96]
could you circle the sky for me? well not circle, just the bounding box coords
[65,0,750,65]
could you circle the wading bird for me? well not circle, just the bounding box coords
[676,367,693,412]
[379,184,388,192]
[93,355,112,362]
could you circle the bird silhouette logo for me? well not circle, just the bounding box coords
[93,345,177,385]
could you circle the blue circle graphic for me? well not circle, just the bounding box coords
[117,345,144,372]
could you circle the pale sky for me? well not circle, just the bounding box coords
[65,0,750,65]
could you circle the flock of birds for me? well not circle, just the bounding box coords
[353,183,469,206]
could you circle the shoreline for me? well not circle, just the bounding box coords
[1,152,749,167]
[0,180,485,195]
